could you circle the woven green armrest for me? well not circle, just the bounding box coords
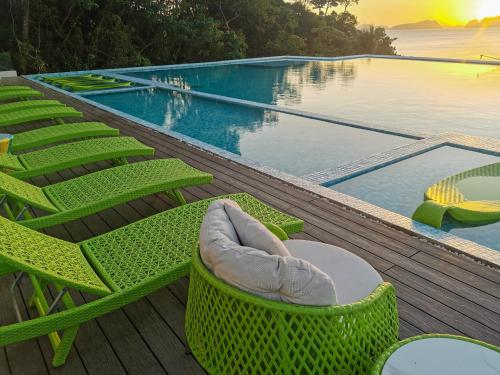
[0,100,64,114]
[1,136,153,179]
[11,122,120,151]
[0,106,82,128]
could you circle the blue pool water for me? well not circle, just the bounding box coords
[332,146,500,251]
[125,58,500,139]
[87,88,410,176]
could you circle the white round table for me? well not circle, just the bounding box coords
[381,336,500,375]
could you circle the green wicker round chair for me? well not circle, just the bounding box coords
[186,247,399,375]
[371,334,500,375]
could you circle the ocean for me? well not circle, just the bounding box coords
[386,27,500,60]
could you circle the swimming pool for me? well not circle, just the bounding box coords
[30,55,500,264]
[126,58,500,139]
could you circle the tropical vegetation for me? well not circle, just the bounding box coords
[1,0,396,74]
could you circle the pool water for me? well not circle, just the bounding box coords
[331,146,500,250]
[126,58,500,139]
[87,88,411,176]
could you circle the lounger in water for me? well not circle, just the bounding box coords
[0,136,154,179]
[0,193,301,366]
[0,89,43,101]
[43,74,134,92]
[0,106,83,127]
[412,162,500,228]
[0,158,216,229]
[0,99,65,114]
[10,122,119,151]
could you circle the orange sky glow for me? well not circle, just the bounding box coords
[350,0,500,26]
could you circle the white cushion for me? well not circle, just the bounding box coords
[224,201,290,257]
[199,200,337,306]
[284,240,382,305]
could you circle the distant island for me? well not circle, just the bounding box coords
[391,20,441,30]
[391,15,500,30]
[466,16,500,28]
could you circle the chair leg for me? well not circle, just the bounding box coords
[165,188,187,205]
[52,325,80,367]
[112,157,128,165]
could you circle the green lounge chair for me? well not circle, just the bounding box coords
[0,136,154,180]
[0,106,83,128]
[0,158,213,229]
[43,74,133,91]
[0,85,34,92]
[10,122,119,152]
[0,193,303,367]
[0,99,65,114]
[0,89,43,101]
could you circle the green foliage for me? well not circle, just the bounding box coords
[2,0,396,74]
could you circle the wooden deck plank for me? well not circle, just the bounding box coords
[386,266,500,332]
[0,77,498,374]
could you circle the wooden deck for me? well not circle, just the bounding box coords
[1,77,499,374]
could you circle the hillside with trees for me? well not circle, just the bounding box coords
[1,0,396,74]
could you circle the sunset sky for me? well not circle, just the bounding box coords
[351,0,500,26]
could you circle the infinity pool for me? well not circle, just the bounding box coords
[126,58,500,139]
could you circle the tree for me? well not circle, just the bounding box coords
[308,0,339,16]
[338,0,359,13]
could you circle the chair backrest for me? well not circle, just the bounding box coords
[0,170,60,213]
[0,215,110,296]
[0,153,24,171]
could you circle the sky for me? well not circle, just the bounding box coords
[350,0,500,26]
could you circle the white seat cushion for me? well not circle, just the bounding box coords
[284,240,382,305]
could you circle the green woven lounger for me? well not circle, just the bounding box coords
[0,89,43,101]
[0,136,154,179]
[0,193,303,367]
[0,85,35,92]
[11,122,119,152]
[44,75,133,92]
[0,106,83,128]
[0,158,214,229]
[0,99,65,114]
[43,75,113,84]
[63,81,133,91]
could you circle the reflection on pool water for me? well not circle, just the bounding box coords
[126,58,500,139]
[86,88,410,176]
[331,146,500,251]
